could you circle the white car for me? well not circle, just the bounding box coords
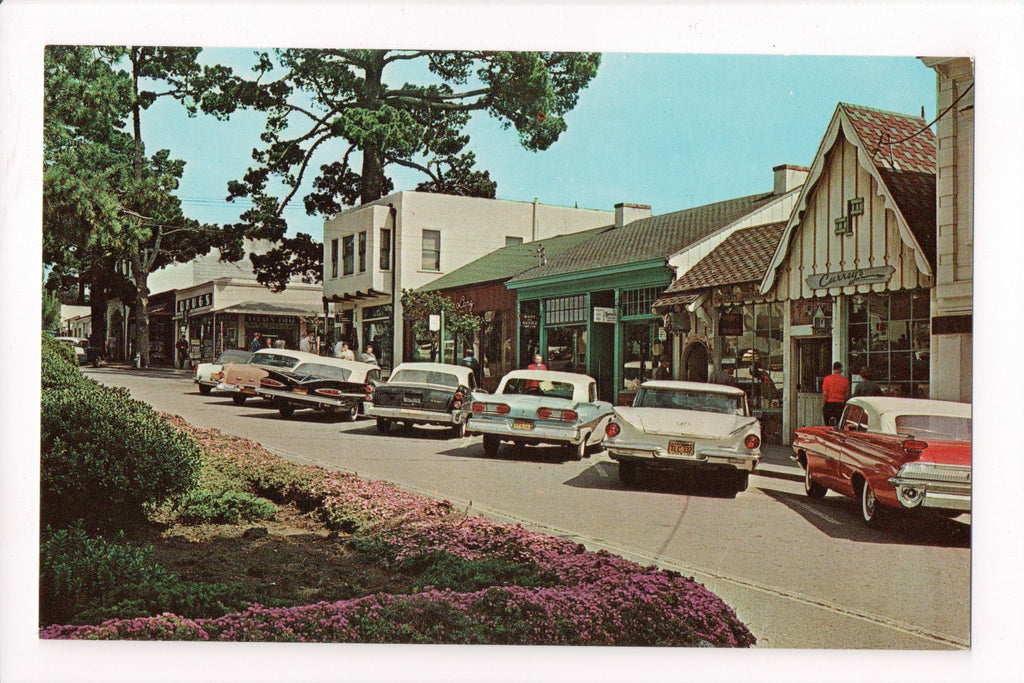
[602,380,761,492]
[54,336,89,365]
[193,349,253,395]
[216,348,321,405]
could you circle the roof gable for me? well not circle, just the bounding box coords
[663,221,786,294]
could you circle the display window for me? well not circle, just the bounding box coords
[848,289,929,398]
[719,301,784,410]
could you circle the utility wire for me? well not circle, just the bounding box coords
[868,82,974,160]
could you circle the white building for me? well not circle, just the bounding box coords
[322,190,615,370]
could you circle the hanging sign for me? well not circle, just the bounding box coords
[593,307,618,324]
[805,266,895,290]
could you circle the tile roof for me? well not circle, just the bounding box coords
[509,192,778,283]
[663,221,787,295]
[418,226,611,292]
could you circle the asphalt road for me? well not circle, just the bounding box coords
[86,367,972,650]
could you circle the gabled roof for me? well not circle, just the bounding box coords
[418,226,610,293]
[662,221,787,295]
[760,103,936,294]
[509,192,779,284]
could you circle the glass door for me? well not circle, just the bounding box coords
[795,337,831,430]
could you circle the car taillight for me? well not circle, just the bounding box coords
[193,366,199,377]
[744,434,760,450]
[537,407,552,419]
[365,384,373,394]
[605,422,620,437]
[472,402,486,414]
[902,439,928,456]
[455,390,464,401]
[315,388,342,397]
[496,403,511,415]
[453,400,462,409]
[260,378,285,388]
[562,409,578,422]
[211,371,223,381]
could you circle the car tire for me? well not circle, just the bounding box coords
[232,395,247,406]
[198,384,212,396]
[483,434,500,456]
[343,403,360,422]
[860,480,887,527]
[618,461,641,488]
[376,418,391,434]
[451,421,467,439]
[732,470,749,493]
[277,402,294,419]
[567,436,587,461]
[804,465,827,499]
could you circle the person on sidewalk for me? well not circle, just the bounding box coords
[821,361,850,426]
[250,332,262,353]
[654,356,672,381]
[361,343,378,365]
[299,332,312,353]
[175,335,190,369]
[852,366,884,397]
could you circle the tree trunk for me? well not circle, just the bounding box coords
[359,51,387,204]
[88,263,109,354]
[130,250,151,368]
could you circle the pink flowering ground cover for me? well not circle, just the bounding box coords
[40,417,755,647]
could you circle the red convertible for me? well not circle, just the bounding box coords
[792,397,971,527]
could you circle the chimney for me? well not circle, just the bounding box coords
[614,202,652,228]
[773,164,810,195]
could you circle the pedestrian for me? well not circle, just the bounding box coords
[338,341,355,361]
[708,364,737,386]
[361,343,377,365]
[852,365,884,397]
[250,332,262,353]
[333,338,345,358]
[299,331,312,353]
[821,361,850,426]
[175,334,189,369]
[274,338,286,349]
[462,347,482,384]
[654,356,672,381]
[528,353,547,372]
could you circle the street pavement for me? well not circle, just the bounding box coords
[82,365,971,650]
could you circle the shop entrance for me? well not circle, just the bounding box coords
[794,337,831,430]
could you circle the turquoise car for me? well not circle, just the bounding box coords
[467,369,614,460]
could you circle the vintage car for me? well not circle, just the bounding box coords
[216,348,320,405]
[366,362,477,437]
[193,349,253,395]
[467,369,613,460]
[602,381,761,492]
[54,336,89,366]
[792,396,972,526]
[255,357,381,420]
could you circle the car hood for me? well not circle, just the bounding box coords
[616,407,756,439]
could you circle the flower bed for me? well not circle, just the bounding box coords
[41,417,755,647]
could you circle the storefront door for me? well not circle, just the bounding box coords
[794,337,831,430]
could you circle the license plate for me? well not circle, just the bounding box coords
[668,440,694,455]
[293,387,307,395]
[241,387,256,395]
[403,395,422,405]
[512,418,534,431]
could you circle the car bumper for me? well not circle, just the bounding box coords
[468,418,583,445]
[215,383,259,396]
[603,441,760,472]
[256,387,361,409]
[366,405,466,425]
[888,477,972,512]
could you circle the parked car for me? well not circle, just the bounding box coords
[54,336,89,366]
[791,396,972,527]
[216,348,320,406]
[467,369,613,460]
[366,362,477,437]
[602,381,761,492]
[256,357,381,420]
[193,349,253,395]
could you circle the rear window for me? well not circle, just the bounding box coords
[295,363,351,381]
[635,387,746,416]
[895,414,971,441]
[501,378,574,400]
[249,353,301,369]
[391,369,459,387]
[215,350,252,365]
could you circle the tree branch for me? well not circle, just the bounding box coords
[381,50,432,65]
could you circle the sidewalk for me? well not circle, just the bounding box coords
[88,362,194,379]
[755,442,801,483]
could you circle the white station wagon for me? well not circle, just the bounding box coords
[603,380,761,492]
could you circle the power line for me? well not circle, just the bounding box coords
[868,82,974,160]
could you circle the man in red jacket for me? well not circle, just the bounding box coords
[821,361,850,426]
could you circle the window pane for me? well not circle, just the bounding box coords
[331,238,339,278]
[379,229,392,270]
[890,291,911,320]
[358,232,366,272]
[422,230,440,271]
[343,235,354,275]
[505,236,523,246]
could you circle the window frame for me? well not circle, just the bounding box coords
[421,229,441,272]
[358,231,367,273]
[342,235,355,276]
[379,228,392,271]
[330,238,339,279]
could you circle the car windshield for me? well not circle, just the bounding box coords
[894,414,971,441]
[501,378,575,400]
[249,353,300,369]
[635,387,746,416]
[391,369,459,387]
[215,350,252,365]
[295,363,352,381]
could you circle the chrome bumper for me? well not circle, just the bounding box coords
[256,387,361,408]
[215,383,258,396]
[888,477,972,512]
[603,441,760,472]
[366,405,465,425]
[468,417,582,445]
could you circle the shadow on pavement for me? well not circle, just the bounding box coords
[759,487,971,548]
[563,461,741,499]
[436,440,581,464]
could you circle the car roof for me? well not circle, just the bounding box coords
[252,348,320,362]
[848,396,972,419]
[501,369,595,386]
[391,362,473,381]
[296,357,378,371]
[640,380,747,396]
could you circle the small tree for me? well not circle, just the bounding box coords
[400,290,480,363]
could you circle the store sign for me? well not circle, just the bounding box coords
[520,313,539,328]
[593,307,618,324]
[719,313,743,337]
[805,266,895,290]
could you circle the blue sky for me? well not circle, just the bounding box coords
[141,52,937,238]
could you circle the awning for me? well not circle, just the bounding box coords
[211,301,323,317]
[651,291,700,313]
[325,289,389,303]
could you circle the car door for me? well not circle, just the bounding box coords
[828,404,870,497]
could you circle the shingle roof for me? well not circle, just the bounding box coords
[417,226,612,293]
[663,221,787,295]
[509,192,778,283]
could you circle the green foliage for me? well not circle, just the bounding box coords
[399,550,560,593]
[400,289,481,352]
[40,339,200,528]
[40,525,255,626]
[353,597,482,644]
[42,287,63,333]
[42,331,79,372]
[171,489,277,525]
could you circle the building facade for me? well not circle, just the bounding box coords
[321,190,614,373]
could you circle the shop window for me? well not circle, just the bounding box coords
[505,236,523,246]
[343,235,354,276]
[358,231,367,272]
[718,302,783,410]
[545,295,586,326]
[622,320,666,390]
[331,238,339,278]
[546,325,587,374]
[519,300,541,365]
[620,287,662,318]
[848,290,929,398]
[379,228,392,270]
[422,230,441,271]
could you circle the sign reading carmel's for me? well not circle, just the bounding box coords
[805,265,896,290]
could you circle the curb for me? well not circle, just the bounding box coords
[752,463,802,483]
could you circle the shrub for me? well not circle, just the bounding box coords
[41,377,201,529]
[41,332,85,389]
[399,549,560,593]
[172,489,277,525]
[40,525,255,626]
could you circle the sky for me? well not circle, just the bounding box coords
[143,52,938,239]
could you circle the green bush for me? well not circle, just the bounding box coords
[40,525,256,626]
[400,550,561,593]
[353,597,483,644]
[41,332,84,389]
[172,489,277,525]
[40,342,201,528]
